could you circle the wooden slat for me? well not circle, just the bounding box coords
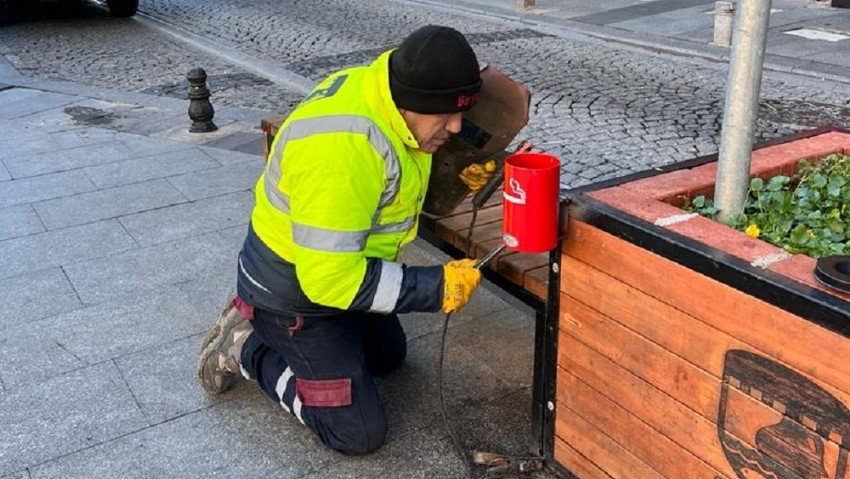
[558,331,737,478]
[496,251,549,288]
[557,367,732,479]
[554,437,615,479]
[524,265,549,301]
[562,219,850,400]
[559,257,850,411]
[434,203,503,241]
[559,293,720,420]
[555,393,667,479]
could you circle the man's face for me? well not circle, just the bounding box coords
[399,110,463,154]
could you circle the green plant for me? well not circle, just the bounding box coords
[682,153,850,258]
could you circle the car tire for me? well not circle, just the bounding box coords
[106,0,137,16]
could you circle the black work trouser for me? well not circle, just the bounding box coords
[240,307,407,455]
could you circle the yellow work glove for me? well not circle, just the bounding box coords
[442,258,482,313]
[458,159,497,193]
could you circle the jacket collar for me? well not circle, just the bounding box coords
[372,51,420,150]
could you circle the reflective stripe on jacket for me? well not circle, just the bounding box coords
[241,50,443,315]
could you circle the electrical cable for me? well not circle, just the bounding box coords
[438,310,473,479]
[437,196,487,479]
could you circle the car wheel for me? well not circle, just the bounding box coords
[106,0,137,16]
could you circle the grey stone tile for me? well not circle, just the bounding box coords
[62,232,234,304]
[4,140,138,179]
[0,161,9,182]
[0,118,36,141]
[0,219,136,281]
[0,88,78,120]
[201,131,264,156]
[29,394,337,479]
[113,132,196,157]
[167,159,263,201]
[808,46,850,67]
[445,307,536,389]
[173,256,237,304]
[33,179,188,230]
[0,204,44,241]
[113,333,253,425]
[0,169,96,209]
[0,325,86,391]
[118,191,253,246]
[83,147,218,189]
[450,387,539,462]
[399,284,514,342]
[375,326,513,442]
[0,268,81,329]
[0,129,116,163]
[200,145,264,166]
[1,471,29,479]
[217,223,249,254]
[611,9,711,37]
[298,427,466,479]
[122,112,195,137]
[0,361,148,476]
[0,289,218,389]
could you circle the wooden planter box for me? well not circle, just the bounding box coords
[541,127,850,479]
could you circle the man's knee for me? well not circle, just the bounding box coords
[317,406,388,455]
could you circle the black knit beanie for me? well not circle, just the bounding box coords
[389,25,482,114]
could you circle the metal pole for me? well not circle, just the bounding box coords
[714,0,772,222]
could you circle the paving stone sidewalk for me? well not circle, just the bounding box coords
[0,79,549,479]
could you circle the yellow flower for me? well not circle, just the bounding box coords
[745,224,760,238]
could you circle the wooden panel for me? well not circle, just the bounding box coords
[554,437,614,479]
[557,308,850,479]
[556,220,850,479]
[555,393,667,479]
[559,257,850,412]
[559,293,720,420]
[557,367,731,479]
[558,330,736,477]
[561,219,850,400]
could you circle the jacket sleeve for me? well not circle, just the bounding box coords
[286,132,443,314]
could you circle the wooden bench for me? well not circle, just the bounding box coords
[260,117,550,307]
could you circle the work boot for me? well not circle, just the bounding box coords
[197,296,253,394]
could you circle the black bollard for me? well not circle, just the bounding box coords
[187,68,218,133]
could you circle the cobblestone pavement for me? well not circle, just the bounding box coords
[2,0,850,187]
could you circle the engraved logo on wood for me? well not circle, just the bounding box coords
[718,350,849,479]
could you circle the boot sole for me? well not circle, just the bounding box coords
[197,292,241,394]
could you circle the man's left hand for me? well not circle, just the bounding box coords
[458,159,496,193]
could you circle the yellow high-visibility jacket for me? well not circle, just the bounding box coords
[237,51,444,316]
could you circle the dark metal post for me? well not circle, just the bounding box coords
[187,67,218,133]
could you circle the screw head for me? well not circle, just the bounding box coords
[551,263,560,274]
[547,401,555,411]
